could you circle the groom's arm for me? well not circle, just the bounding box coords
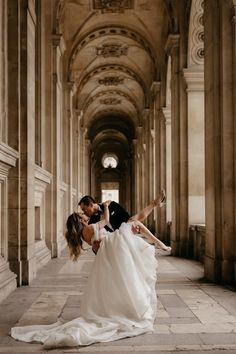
[109,201,130,223]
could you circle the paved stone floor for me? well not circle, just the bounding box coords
[1,247,236,354]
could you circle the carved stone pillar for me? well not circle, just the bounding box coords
[184,69,205,224]
[233,2,236,283]
[162,107,171,224]
[66,82,75,212]
[84,139,91,195]
[50,33,66,257]
[0,144,18,299]
[204,0,236,283]
[136,126,143,211]
[165,34,188,256]
[142,109,149,210]
[132,139,138,214]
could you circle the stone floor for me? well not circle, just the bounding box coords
[1,247,236,354]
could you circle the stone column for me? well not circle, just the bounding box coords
[0,144,18,299]
[50,33,66,257]
[18,0,36,284]
[204,0,236,283]
[66,82,75,212]
[162,107,171,223]
[131,139,137,215]
[183,70,205,225]
[233,2,236,283]
[135,126,143,211]
[0,0,7,142]
[142,109,149,211]
[165,34,188,256]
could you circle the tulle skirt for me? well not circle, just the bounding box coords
[11,222,158,348]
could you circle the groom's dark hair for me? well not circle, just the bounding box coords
[78,195,96,206]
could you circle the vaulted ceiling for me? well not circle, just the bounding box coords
[57,0,173,173]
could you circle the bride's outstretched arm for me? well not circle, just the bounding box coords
[97,200,110,229]
[132,220,171,251]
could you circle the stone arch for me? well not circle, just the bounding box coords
[76,64,149,106]
[68,25,159,80]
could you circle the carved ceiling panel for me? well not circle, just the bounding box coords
[56,0,191,166]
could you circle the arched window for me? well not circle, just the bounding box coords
[102,153,118,168]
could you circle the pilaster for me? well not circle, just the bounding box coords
[204,0,236,284]
[165,33,188,256]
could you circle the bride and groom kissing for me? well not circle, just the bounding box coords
[11,192,170,349]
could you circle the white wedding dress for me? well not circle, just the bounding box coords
[11,222,158,348]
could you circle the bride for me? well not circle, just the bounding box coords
[11,198,171,349]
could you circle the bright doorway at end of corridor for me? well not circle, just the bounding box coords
[101,182,119,203]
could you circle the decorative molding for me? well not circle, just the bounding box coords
[96,44,128,57]
[183,68,204,91]
[35,165,52,186]
[150,81,161,97]
[188,0,204,66]
[35,165,52,207]
[165,34,180,55]
[0,143,19,167]
[162,107,171,125]
[76,64,147,106]
[100,98,121,105]
[69,26,157,79]
[60,181,68,193]
[52,34,66,54]
[98,76,124,86]
[93,0,134,13]
[142,108,150,120]
[83,90,138,113]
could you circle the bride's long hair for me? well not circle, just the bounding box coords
[65,212,84,261]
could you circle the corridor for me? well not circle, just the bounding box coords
[1,248,236,354]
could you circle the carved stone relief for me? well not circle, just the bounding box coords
[96,44,128,57]
[98,76,124,85]
[188,0,204,66]
[93,0,134,13]
[100,98,121,105]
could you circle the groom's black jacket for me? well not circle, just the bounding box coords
[88,201,130,232]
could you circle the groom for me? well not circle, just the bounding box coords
[78,195,130,254]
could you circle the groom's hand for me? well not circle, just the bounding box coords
[131,222,141,234]
[92,240,101,255]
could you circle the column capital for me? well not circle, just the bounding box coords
[183,68,204,91]
[165,34,180,56]
[52,34,66,54]
[136,126,143,135]
[142,108,150,120]
[150,81,161,98]
[66,81,76,92]
[233,0,236,14]
[162,107,171,125]
[150,128,155,140]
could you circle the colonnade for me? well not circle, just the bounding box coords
[0,0,236,304]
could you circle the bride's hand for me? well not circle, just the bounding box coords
[103,200,111,207]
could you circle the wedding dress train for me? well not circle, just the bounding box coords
[11,222,158,348]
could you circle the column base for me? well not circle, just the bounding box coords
[57,235,67,256]
[204,255,221,283]
[171,239,188,257]
[21,256,36,285]
[0,258,17,302]
[35,240,51,271]
[221,260,235,284]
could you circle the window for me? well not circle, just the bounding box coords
[102,153,118,168]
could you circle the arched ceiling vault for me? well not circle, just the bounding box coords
[58,0,170,171]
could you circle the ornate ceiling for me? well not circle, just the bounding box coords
[57,0,171,172]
